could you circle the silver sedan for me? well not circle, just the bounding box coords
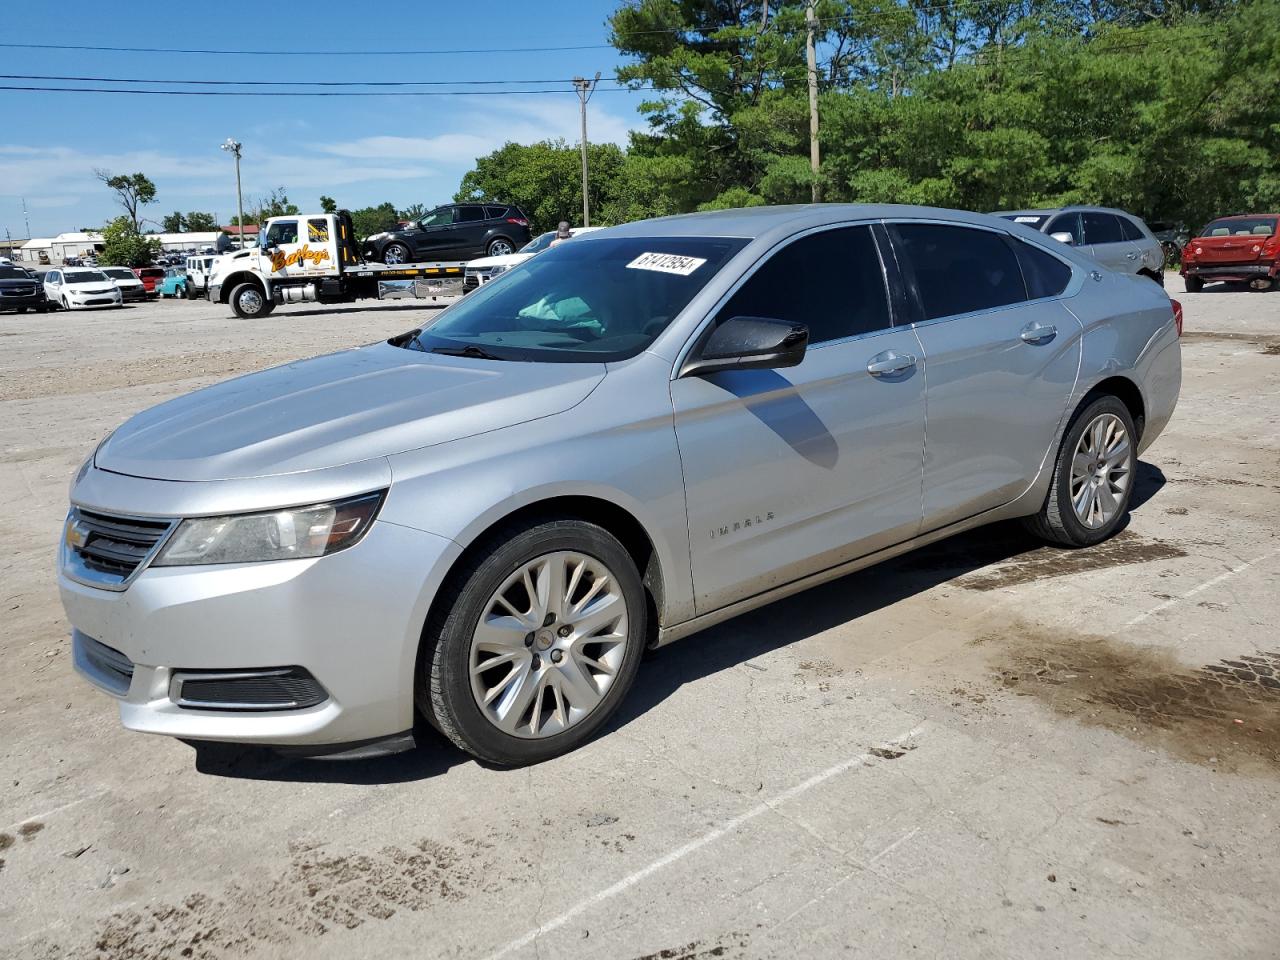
[59,204,1182,765]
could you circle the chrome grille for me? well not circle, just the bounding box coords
[63,507,176,590]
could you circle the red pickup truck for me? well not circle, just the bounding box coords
[1180,214,1279,292]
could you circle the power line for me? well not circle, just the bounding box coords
[0,41,611,56]
[0,85,643,97]
[0,73,608,87]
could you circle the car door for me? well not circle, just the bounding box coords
[671,224,926,614]
[451,205,489,257]
[1081,212,1139,273]
[44,270,60,299]
[411,206,458,259]
[889,221,1083,530]
[260,218,311,281]
[1117,214,1162,272]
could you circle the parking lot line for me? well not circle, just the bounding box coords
[481,723,928,960]
[1124,546,1280,627]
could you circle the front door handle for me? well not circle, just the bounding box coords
[866,350,917,376]
[1126,251,1139,260]
[1020,321,1057,343]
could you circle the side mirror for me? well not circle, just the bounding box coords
[681,316,808,377]
[1049,231,1075,245]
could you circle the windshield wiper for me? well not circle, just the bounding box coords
[430,344,507,361]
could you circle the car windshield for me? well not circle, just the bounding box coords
[398,236,749,363]
[1000,214,1049,228]
[64,270,108,283]
[103,268,135,280]
[519,232,557,254]
[1200,216,1276,237]
[0,266,26,279]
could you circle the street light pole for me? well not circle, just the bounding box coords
[220,138,244,248]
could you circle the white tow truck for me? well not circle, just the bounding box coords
[208,211,465,318]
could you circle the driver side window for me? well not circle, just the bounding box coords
[266,220,299,245]
[420,208,456,227]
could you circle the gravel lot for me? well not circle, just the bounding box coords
[1,281,1278,960]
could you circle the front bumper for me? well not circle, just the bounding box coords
[119,287,147,301]
[67,293,123,308]
[0,292,46,310]
[208,282,222,303]
[60,516,460,746]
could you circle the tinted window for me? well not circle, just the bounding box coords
[307,218,330,242]
[420,207,455,227]
[1045,212,1081,244]
[0,266,24,279]
[1117,216,1144,242]
[456,206,485,223]
[715,226,890,344]
[1201,216,1276,237]
[1082,213,1123,245]
[893,223,1026,320]
[485,206,508,220]
[410,236,749,363]
[1013,241,1073,300]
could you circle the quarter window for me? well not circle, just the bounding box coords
[714,226,892,344]
[1082,213,1123,245]
[893,223,1026,320]
[1013,242,1073,299]
[1117,216,1144,242]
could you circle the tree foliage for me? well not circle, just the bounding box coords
[231,187,299,225]
[160,211,218,232]
[95,170,156,232]
[98,216,162,267]
[350,202,401,239]
[449,0,1278,231]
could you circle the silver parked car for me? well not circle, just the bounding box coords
[59,205,1182,766]
[995,206,1166,283]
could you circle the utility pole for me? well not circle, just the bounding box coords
[22,197,30,239]
[220,138,245,247]
[572,73,600,227]
[805,1,821,203]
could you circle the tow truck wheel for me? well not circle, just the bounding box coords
[1184,276,1203,293]
[382,242,411,265]
[229,282,272,319]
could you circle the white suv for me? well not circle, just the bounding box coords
[185,255,219,297]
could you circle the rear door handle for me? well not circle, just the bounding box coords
[866,350,917,376]
[1019,321,1057,343]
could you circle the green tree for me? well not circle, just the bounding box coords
[185,211,218,231]
[95,170,157,232]
[161,211,186,232]
[350,202,401,239]
[455,140,629,233]
[319,195,338,214]
[98,216,162,267]
[398,202,429,221]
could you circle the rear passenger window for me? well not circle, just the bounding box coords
[457,206,485,223]
[1117,216,1143,242]
[893,223,1026,320]
[715,226,891,344]
[1013,241,1073,299]
[1082,213,1123,245]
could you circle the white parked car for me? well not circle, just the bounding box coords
[43,268,123,310]
[101,267,148,303]
[463,226,603,292]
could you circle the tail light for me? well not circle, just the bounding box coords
[506,217,529,227]
[1261,234,1280,257]
[1170,298,1183,336]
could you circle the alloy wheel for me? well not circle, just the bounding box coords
[1069,413,1131,529]
[488,239,514,257]
[383,244,410,265]
[468,551,629,739]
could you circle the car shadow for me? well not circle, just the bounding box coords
[193,460,1168,783]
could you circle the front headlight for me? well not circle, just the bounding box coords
[488,264,509,277]
[152,491,385,567]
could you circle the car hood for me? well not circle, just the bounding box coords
[0,278,39,288]
[469,252,533,270]
[96,342,606,481]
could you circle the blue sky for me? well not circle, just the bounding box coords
[0,1,648,238]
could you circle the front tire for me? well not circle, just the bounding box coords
[486,237,515,257]
[1023,396,1137,548]
[420,519,647,766]
[228,281,273,319]
[1184,276,1204,293]
[382,242,412,265]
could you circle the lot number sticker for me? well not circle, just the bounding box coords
[1014,216,1042,223]
[626,252,707,276]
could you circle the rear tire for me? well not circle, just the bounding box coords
[486,237,515,257]
[1184,276,1203,293]
[1023,395,1137,548]
[419,518,647,766]
[1249,276,1274,292]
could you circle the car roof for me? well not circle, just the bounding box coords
[991,205,1140,218]
[583,203,1035,242]
[1205,213,1279,219]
